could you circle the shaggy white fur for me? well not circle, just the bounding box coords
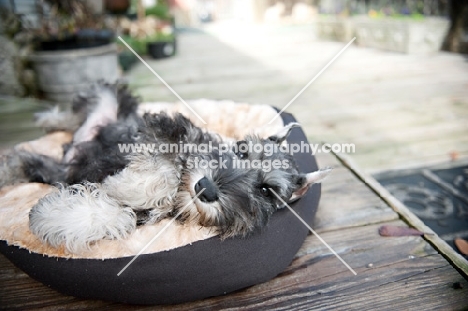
[29,152,181,252]
[104,153,180,216]
[29,183,137,253]
[0,183,216,259]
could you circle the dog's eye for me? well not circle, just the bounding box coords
[260,187,270,197]
[234,141,249,159]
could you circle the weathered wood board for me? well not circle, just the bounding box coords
[314,152,398,232]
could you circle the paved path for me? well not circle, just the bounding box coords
[127,22,468,173]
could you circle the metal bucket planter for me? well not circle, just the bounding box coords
[354,17,450,54]
[29,43,119,104]
[147,39,177,59]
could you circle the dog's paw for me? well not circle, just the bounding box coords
[29,183,137,253]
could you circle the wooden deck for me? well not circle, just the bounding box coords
[129,23,468,174]
[1,151,467,310]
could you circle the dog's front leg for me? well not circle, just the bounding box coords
[29,183,137,253]
[103,153,181,225]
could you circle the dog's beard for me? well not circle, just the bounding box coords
[174,153,275,239]
[175,160,223,228]
[233,134,308,203]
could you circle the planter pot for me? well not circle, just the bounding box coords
[317,16,354,42]
[118,51,137,71]
[354,17,450,54]
[30,43,119,103]
[317,15,449,54]
[105,0,130,14]
[37,30,114,51]
[147,40,177,59]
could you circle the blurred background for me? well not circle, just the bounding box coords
[0,0,467,173]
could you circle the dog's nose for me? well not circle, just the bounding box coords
[194,177,219,202]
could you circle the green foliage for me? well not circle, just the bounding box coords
[380,13,425,20]
[116,33,175,55]
[145,1,171,21]
[368,11,426,20]
[145,32,175,42]
[117,35,148,54]
[24,0,106,42]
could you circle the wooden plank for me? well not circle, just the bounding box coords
[315,153,398,232]
[139,221,466,310]
[265,264,467,311]
[296,220,438,262]
[350,137,468,174]
[5,220,465,310]
[332,152,468,279]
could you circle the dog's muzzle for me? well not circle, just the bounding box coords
[194,177,219,203]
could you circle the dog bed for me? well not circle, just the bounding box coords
[0,101,321,305]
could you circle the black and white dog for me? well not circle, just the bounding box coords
[2,83,331,253]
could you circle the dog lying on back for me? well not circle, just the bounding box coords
[2,83,331,253]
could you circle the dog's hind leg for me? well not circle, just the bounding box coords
[0,150,68,188]
[64,84,120,162]
[18,151,68,185]
[0,152,29,188]
[29,183,137,253]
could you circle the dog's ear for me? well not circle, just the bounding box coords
[289,167,333,202]
[268,122,300,144]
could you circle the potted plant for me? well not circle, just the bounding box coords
[114,0,176,70]
[146,26,176,59]
[316,2,450,54]
[117,17,176,61]
[145,1,176,59]
[105,0,131,15]
[23,0,119,103]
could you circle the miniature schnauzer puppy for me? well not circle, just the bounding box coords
[4,83,331,253]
